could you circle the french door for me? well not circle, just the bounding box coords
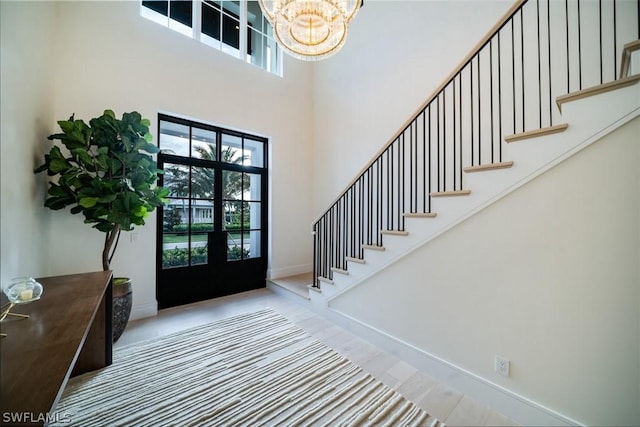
[156,115,268,309]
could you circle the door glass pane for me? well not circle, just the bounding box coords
[223,201,242,230]
[244,138,264,167]
[163,234,188,268]
[227,236,248,261]
[163,164,190,197]
[243,173,261,201]
[222,171,243,200]
[246,230,261,259]
[246,201,261,229]
[192,128,217,160]
[190,166,215,199]
[191,236,208,265]
[159,121,190,156]
[188,198,210,267]
[221,134,243,164]
[163,199,189,232]
[192,200,214,232]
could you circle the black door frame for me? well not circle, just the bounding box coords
[155,114,268,309]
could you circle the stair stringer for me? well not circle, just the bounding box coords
[311,79,640,308]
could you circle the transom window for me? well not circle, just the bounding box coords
[141,0,282,76]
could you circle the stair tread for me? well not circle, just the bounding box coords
[464,161,514,173]
[404,212,437,218]
[362,244,385,251]
[381,229,409,236]
[331,267,349,275]
[430,190,471,197]
[505,123,569,143]
[346,257,366,264]
[556,75,640,111]
[317,276,334,285]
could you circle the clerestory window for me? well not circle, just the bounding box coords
[141,1,282,76]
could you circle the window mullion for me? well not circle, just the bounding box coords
[240,1,248,62]
[193,0,201,41]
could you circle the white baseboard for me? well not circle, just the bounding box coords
[267,263,312,280]
[129,302,157,321]
[319,306,584,427]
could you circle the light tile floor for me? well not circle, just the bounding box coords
[116,287,518,426]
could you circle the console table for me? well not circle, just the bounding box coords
[0,271,113,424]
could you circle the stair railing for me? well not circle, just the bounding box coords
[312,0,639,287]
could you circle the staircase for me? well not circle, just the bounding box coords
[306,0,640,305]
[310,78,638,305]
[262,2,640,424]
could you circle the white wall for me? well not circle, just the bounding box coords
[311,0,513,215]
[331,117,640,426]
[1,1,315,316]
[0,1,57,287]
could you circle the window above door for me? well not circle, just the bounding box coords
[141,0,282,76]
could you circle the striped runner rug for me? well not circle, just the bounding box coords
[54,308,443,426]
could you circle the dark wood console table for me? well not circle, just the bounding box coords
[0,271,113,424]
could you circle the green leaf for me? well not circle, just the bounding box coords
[44,195,75,210]
[71,148,93,166]
[94,222,114,233]
[49,158,71,173]
[79,197,99,208]
[132,205,148,218]
[58,120,75,133]
[47,184,68,197]
[70,205,84,214]
[98,194,117,203]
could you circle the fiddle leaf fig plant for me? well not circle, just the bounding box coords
[35,110,169,271]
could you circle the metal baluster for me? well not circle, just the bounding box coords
[578,0,582,90]
[427,105,432,211]
[599,0,603,84]
[537,0,542,129]
[453,79,457,189]
[471,59,475,166]
[566,0,570,93]
[548,0,553,126]
[512,18,517,134]
[459,74,464,186]
[521,8,525,132]
[443,88,447,189]
[498,32,503,161]
[490,39,495,163]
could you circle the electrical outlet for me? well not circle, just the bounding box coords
[130,233,139,243]
[495,355,510,377]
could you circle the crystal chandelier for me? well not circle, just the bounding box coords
[258,0,363,61]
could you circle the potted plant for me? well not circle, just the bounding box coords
[35,110,168,342]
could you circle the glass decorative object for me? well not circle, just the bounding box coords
[4,277,43,304]
[1,277,44,338]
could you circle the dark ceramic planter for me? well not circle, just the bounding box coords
[112,277,132,343]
